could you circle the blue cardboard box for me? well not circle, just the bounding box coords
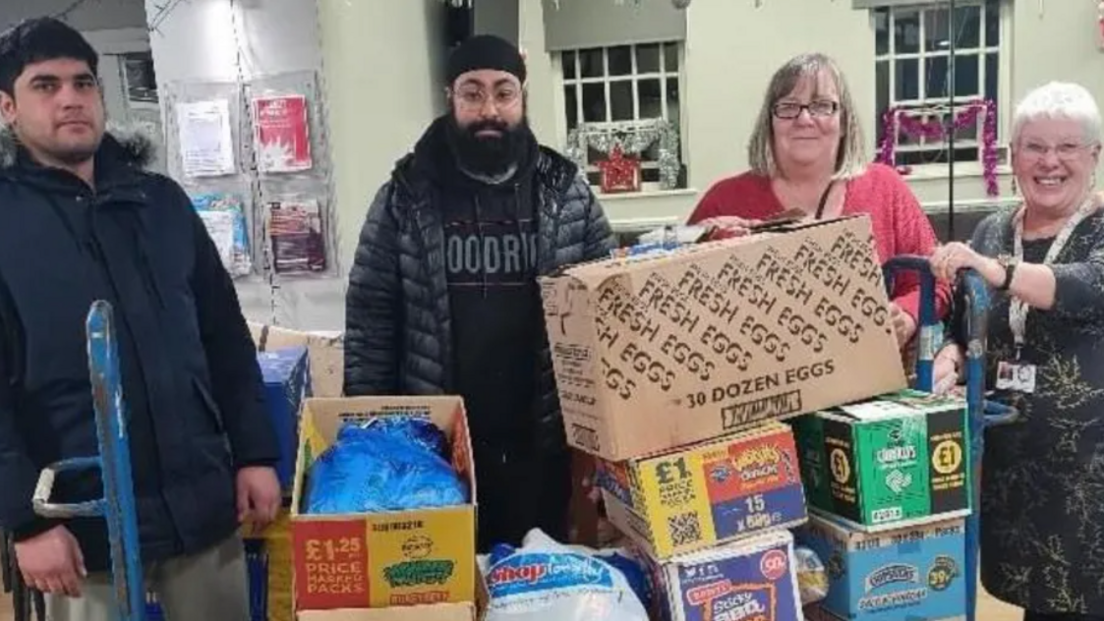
[796,514,966,621]
[257,346,311,490]
[646,528,803,621]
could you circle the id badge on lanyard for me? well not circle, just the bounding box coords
[997,197,1094,394]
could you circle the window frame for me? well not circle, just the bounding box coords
[872,0,1013,177]
[551,42,690,194]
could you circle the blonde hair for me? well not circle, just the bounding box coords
[1011,81,1102,147]
[747,53,867,180]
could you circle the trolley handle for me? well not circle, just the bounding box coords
[982,400,1021,427]
[32,457,106,520]
[883,255,941,391]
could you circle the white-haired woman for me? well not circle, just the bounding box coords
[689,52,951,350]
[932,81,1104,620]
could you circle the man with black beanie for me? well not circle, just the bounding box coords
[345,34,614,551]
[0,17,280,620]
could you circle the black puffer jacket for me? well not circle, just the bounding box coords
[344,119,614,454]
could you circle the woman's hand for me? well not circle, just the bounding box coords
[932,344,964,395]
[698,216,762,240]
[889,302,917,347]
[930,242,1003,286]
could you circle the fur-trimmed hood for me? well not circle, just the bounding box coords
[0,120,158,171]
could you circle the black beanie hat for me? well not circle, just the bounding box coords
[446,35,526,86]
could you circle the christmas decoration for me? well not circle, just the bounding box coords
[441,0,690,10]
[566,119,681,190]
[1098,1,1104,48]
[597,145,642,193]
[876,99,999,197]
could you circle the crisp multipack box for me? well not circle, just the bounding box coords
[795,514,967,621]
[258,346,312,490]
[793,390,970,530]
[645,528,804,621]
[540,215,907,461]
[598,420,807,559]
[290,397,477,612]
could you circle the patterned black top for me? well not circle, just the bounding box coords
[956,206,1104,615]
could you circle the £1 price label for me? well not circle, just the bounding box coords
[294,520,370,608]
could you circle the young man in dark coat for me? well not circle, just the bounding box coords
[344,35,615,551]
[0,18,281,620]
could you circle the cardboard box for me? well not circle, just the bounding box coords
[802,605,966,621]
[296,602,476,621]
[251,321,344,398]
[291,397,477,611]
[793,390,970,530]
[244,509,294,621]
[258,346,312,490]
[540,215,906,461]
[598,420,807,559]
[646,528,804,621]
[796,514,967,621]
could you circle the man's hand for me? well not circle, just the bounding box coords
[14,525,86,597]
[889,302,917,348]
[236,466,281,534]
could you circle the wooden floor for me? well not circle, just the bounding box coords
[0,583,1023,621]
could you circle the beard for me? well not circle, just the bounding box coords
[445,114,531,178]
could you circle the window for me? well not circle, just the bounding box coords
[558,42,686,191]
[121,52,158,106]
[874,0,1006,168]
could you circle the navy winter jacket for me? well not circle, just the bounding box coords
[0,127,279,571]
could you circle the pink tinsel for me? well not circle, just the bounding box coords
[876,99,1000,197]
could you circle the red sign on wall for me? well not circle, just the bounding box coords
[253,94,313,173]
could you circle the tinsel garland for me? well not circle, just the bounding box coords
[877,99,999,197]
[442,0,691,9]
[565,119,681,190]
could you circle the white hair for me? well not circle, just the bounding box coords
[1011,81,1103,146]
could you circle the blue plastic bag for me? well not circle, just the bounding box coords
[305,416,469,514]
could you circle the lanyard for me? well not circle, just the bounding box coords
[1009,194,1096,354]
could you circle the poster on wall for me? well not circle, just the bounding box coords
[266,198,327,274]
[176,99,236,177]
[192,193,253,278]
[253,94,313,173]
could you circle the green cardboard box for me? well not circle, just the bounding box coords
[793,389,971,531]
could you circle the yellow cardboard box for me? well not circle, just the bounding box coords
[598,420,807,559]
[290,397,477,611]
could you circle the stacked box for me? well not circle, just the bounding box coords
[290,397,478,613]
[538,215,908,462]
[795,514,968,621]
[258,346,312,491]
[645,529,805,621]
[538,216,909,621]
[792,389,971,531]
[597,420,807,559]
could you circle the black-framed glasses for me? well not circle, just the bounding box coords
[772,100,839,120]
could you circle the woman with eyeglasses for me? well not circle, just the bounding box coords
[931,82,1104,621]
[688,53,950,350]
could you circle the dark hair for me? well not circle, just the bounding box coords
[0,17,99,96]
